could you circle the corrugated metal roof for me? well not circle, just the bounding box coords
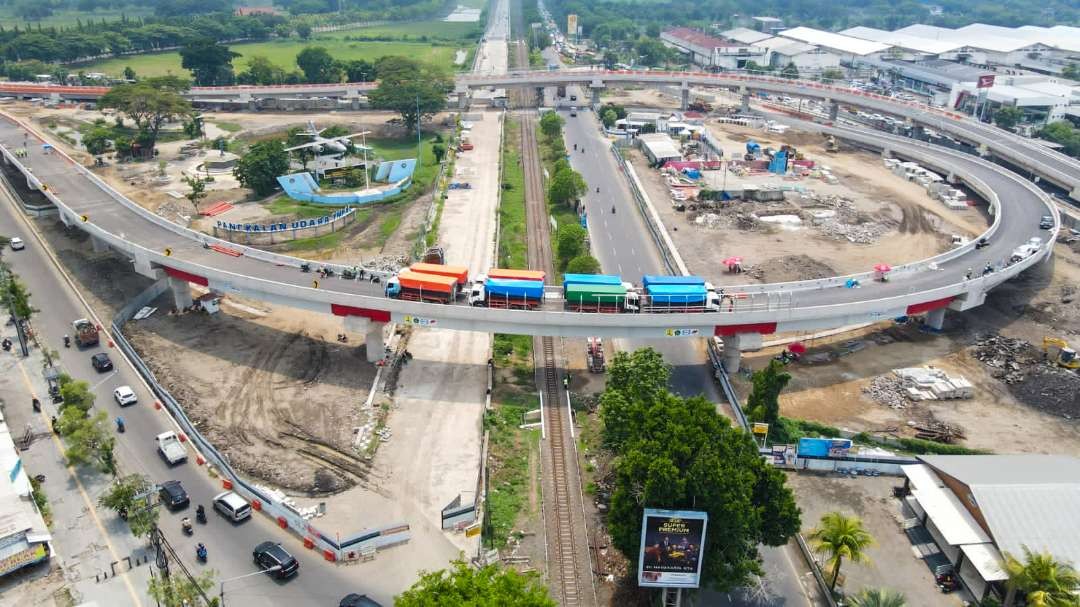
[662,27,739,51]
[776,26,891,56]
[960,543,1008,582]
[895,24,1042,53]
[840,26,963,55]
[971,484,1080,566]
[755,38,819,57]
[721,27,772,45]
[903,464,992,546]
[920,455,1080,485]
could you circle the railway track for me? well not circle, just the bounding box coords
[520,112,594,606]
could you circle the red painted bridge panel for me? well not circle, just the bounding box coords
[906,297,954,316]
[330,304,391,323]
[714,322,777,337]
[163,267,209,286]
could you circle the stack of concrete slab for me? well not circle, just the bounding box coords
[894,367,974,401]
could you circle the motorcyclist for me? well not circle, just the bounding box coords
[196,504,206,523]
[611,205,616,214]
[63,335,71,348]
[596,187,599,193]
[116,417,125,433]
[182,517,193,535]
[983,262,994,275]
[196,543,207,561]
[573,143,577,150]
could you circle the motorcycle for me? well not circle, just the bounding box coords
[118,506,129,521]
[611,205,616,214]
[32,398,41,412]
[63,335,71,348]
[196,543,207,563]
[181,517,193,536]
[196,505,207,524]
[116,417,125,433]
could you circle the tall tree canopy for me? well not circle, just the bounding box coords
[97,76,191,155]
[396,558,556,606]
[600,348,801,591]
[367,56,452,134]
[233,140,290,197]
[179,38,240,86]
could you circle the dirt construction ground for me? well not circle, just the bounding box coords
[634,124,988,287]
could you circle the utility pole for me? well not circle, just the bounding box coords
[416,94,422,168]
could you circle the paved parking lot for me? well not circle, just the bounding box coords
[786,471,969,606]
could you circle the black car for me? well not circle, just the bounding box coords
[253,541,299,578]
[339,594,382,607]
[158,480,190,510]
[91,352,113,372]
[1040,215,1054,229]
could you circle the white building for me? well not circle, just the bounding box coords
[894,24,1056,68]
[661,27,768,70]
[841,26,964,61]
[636,133,683,165]
[0,412,52,579]
[773,26,892,65]
[956,76,1080,124]
[901,455,1080,603]
[753,38,841,72]
[720,27,772,46]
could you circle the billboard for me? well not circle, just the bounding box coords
[637,509,708,588]
[567,14,578,37]
[797,437,852,458]
[977,74,995,89]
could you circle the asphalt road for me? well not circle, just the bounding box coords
[0,189,391,606]
[558,105,817,607]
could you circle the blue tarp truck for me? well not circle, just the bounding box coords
[469,278,545,309]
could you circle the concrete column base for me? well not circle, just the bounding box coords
[91,235,108,253]
[366,321,387,364]
[926,308,946,331]
[721,335,742,372]
[590,87,602,106]
[457,93,469,110]
[168,276,193,310]
[828,100,839,121]
[680,85,690,111]
[1071,186,1080,202]
[741,93,751,113]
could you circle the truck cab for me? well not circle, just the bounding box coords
[468,275,487,306]
[623,282,641,312]
[384,276,401,298]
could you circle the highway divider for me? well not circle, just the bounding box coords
[111,281,410,562]
[609,145,681,276]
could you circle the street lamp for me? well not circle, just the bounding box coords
[219,565,282,607]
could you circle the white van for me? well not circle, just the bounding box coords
[213,491,252,522]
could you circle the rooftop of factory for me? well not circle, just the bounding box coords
[775,26,891,57]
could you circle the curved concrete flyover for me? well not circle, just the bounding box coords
[0,109,1058,363]
[455,70,1080,199]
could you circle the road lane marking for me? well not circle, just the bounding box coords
[91,371,118,391]
[16,360,144,607]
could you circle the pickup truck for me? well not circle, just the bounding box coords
[156,431,188,465]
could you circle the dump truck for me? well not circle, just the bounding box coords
[486,268,547,282]
[410,263,469,285]
[469,278,544,309]
[641,284,720,312]
[385,270,459,304]
[72,318,99,347]
[156,431,187,465]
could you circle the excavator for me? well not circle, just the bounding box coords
[1043,337,1079,369]
[825,135,839,153]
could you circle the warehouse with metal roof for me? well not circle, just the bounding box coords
[900,454,1080,603]
[840,26,964,58]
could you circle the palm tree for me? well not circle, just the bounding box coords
[849,587,906,607]
[807,511,876,592]
[1003,547,1080,607]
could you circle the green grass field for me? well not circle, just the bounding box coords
[83,39,461,79]
[0,7,153,28]
[324,19,482,41]
[498,117,528,270]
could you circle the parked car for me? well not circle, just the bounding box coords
[113,385,138,406]
[1040,215,1054,229]
[158,480,190,510]
[340,594,382,607]
[91,352,113,372]
[9,237,25,250]
[213,491,252,522]
[253,541,299,578]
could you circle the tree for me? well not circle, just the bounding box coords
[14,0,53,21]
[83,126,113,157]
[1,274,34,319]
[341,58,375,82]
[147,568,218,607]
[556,223,587,268]
[601,109,618,129]
[396,558,555,607]
[432,143,447,164]
[547,166,586,208]
[781,62,800,79]
[746,359,791,427]
[807,511,875,592]
[849,588,906,607]
[296,22,313,40]
[1003,547,1080,607]
[233,140,290,197]
[602,348,801,591]
[123,66,136,81]
[240,55,285,85]
[566,255,601,274]
[539,111,563,139]
[367,57,453,134]
[821,68,845,82]
[98,78,191,155]
[59,377,96,412]
[58,409,116,474]
[994,106,1024,130]
[1063,63,1080,81]
[182,174,208,212]
[745,61,771,74]
[180,38,240,86]
[295,46,339,83]
[99,474,160,537]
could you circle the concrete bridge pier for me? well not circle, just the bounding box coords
[168,276,193,311]
[91,235,108,253]
[720,332,763,372]
[925,308,946,331]
[365,321,387,364]
[1071,185,1080,202]
[680,83,690,111]
[590,84,603,106]
[740,90,751,113]
[828,99,839,121]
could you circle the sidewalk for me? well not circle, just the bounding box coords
[0,346,150,607]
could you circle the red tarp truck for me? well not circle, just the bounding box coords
[409,263,470,285]
[485,268,547,282]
